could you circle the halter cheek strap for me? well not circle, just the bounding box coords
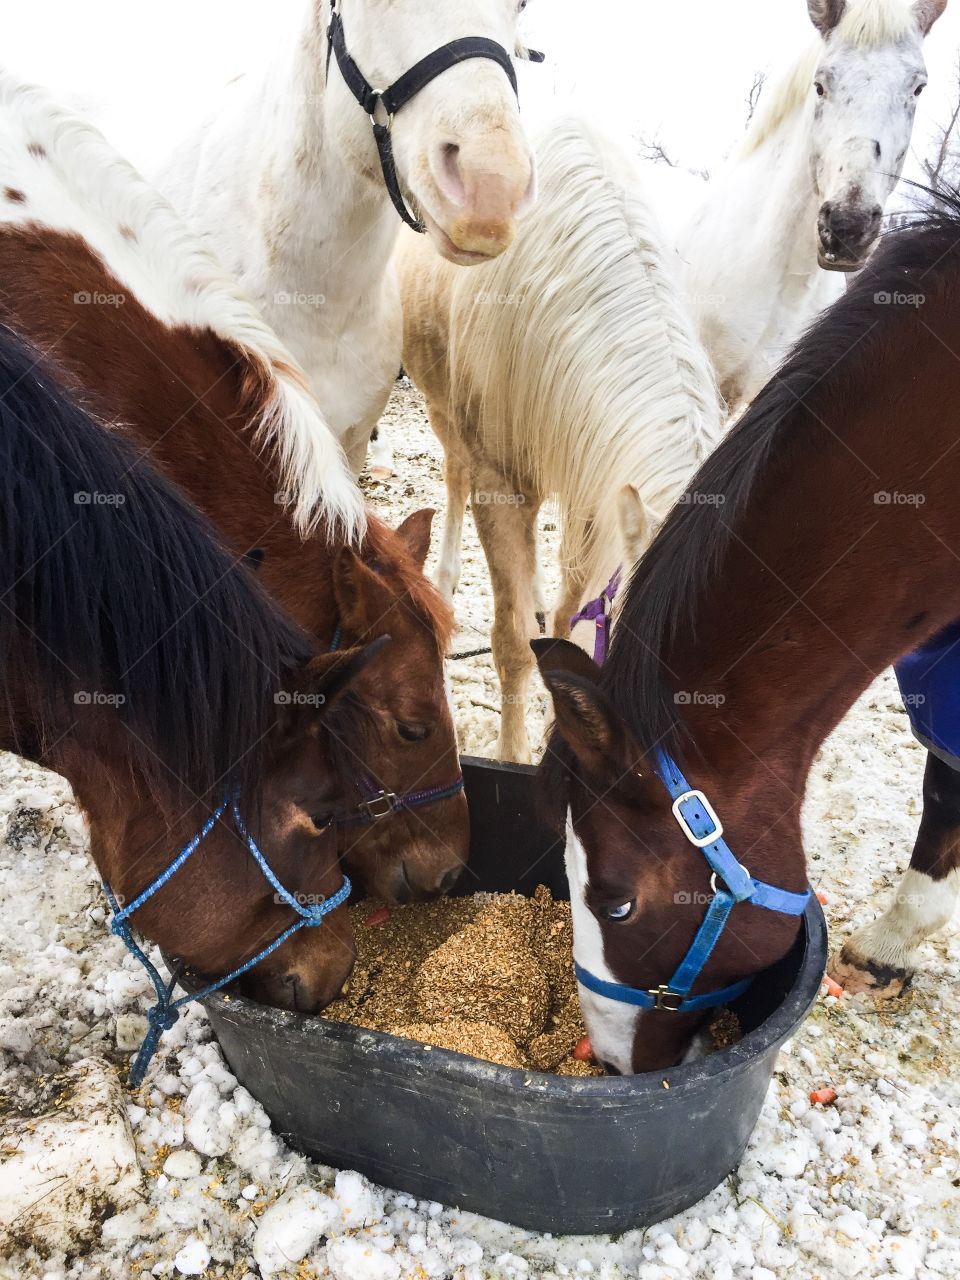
[574,749,811,1015]
[105,798,350,1087]
[570,565,623,666]
[326,3,537,233]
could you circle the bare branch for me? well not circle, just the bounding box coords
[745,71,767,128]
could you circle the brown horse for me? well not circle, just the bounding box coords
[0,324,381,1035]
[535,198,960,1074]
[0,71,468,902]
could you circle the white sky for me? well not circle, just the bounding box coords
[2,1,960,186]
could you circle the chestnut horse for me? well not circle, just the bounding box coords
[0,71,468,902]
[0,324,383,1058]
[535,200,960,1074]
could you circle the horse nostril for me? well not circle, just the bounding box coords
[438,866,462,896]
[869,205,883,224]
[433,141,465,207]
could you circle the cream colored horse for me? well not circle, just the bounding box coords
[158,0,536,477]
[399,118,723,762]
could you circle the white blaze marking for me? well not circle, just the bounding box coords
[566,816,643,1075]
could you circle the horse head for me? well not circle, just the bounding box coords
[806,0,947,270]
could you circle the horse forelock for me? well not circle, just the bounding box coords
[0,68,364,544]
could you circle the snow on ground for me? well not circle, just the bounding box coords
[1,381,959,1278]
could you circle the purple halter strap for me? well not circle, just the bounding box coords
[570,566,623,665]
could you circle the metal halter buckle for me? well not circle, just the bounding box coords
[710,866,751,897]
[648,985,684,1012]
[671,788,724,848]
[360,790,399,821]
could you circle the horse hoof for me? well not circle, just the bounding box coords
[828,951,912,999]
[368,466,393,482]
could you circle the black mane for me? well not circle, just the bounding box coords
[540,193,960,820]
[0,324,314,806]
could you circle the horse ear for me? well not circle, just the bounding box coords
[807,0,846,34]
[532,637,602,685]
[914,0,947,35]
[332,547,395,636]
[617,485,655,567]
[538,668,640,782]
[296,637,391,707]
[395,508,435,571]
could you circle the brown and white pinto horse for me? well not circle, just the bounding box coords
[0,322,377,1017]
[0,72,468,903]
[535,200,960,1074]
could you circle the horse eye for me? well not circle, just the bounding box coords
[518,0,528,10]
[397,720,429,742]
[915,83,926,97]
[601,900,635,923]
[815,82,826,98]
[311,812,335,831]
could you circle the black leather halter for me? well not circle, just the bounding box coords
[326,0,543,232]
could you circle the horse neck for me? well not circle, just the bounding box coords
[653,290,960,864]
[727,106,823,288]
[257,0,401,307]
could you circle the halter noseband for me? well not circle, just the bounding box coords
[570,565,623,666]
[574,750,811,1016]
[326,0,542,233]
[105,798,351,1086]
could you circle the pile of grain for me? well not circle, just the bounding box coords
[324,886,603,1075]
[323,886,741,1074]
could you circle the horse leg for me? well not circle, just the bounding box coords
[472,472,540,763]
[831,752,960,996]
[367,424,394,480]
[436,447,471,602]
[552,565,588,642]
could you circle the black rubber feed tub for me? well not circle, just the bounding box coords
[182,757,827,1235]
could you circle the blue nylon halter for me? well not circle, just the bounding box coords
[574,749,811,1015]
[105,797,351,1087]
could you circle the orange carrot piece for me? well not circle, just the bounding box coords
[364,907,391,927]
[810,1087,838,1106]
[573,1036,594,1062]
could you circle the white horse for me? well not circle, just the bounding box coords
[157,0,536,478]
[399,118,723,763]
[678,0,947,411]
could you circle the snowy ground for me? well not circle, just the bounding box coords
[1,382,959,1279]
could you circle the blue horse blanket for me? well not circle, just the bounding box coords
[896,621,960,768]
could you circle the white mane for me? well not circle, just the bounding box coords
[0,68,364,542]
[740,0,918,156]
[447,117,722,585]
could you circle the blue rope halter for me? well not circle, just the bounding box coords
[105,797,351,1087]
[574,749,811,1015]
